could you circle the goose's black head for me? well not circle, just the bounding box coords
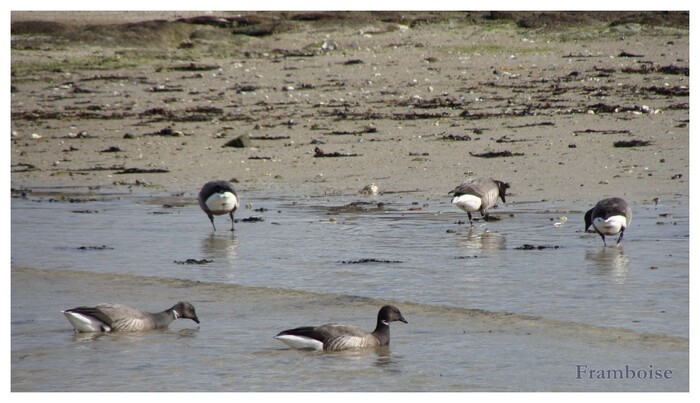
[172,302,200,324]
[377,305,407,326]
[495,180,510,203]
[213,183,235,195]
[584,208,594,232]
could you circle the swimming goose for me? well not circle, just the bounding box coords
[274,305,407,351]
[584,197,632,246]
[449,177,510,225]
[62,301,199,333]
[198,180,240,231]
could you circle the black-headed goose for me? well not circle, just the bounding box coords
[449,177,510,225]
[62,301,199,333]
[584,197,632,246]
[274,305,407,351]
[198,180,240,231]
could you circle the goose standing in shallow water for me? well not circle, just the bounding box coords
[274,305,407,351]
[584,197,632,246]
[62,302,199,333]
[198,180,239,231]
[449,177,510,225]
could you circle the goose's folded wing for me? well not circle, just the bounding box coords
[91,304,152,330]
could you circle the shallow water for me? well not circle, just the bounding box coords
[10,188,689,391]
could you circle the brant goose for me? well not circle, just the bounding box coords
[198,180,239,231]
[274,305,407,351]
[584,197,632,246]
[449,177,510,225]
[62,301,199,333]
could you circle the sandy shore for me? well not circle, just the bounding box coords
[10,11,689,205]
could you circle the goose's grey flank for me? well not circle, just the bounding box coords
[584,197,632,246]
[274,305,407,351]
[198,180,240,231]
[449,177,510,225]
[62,301,200,333]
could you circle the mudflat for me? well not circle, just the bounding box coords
[10,11,689,204]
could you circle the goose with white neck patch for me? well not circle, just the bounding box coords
[198,180,240,231]
[62,301,199,333]
[585,197,632,246]
[274,305,407,351]
[449,177,510,225]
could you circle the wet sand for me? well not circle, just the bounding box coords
[10,11,689,203]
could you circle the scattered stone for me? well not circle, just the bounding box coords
[359,183,380,195]
[223,134,252,148]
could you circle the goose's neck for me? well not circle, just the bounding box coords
[372,320,391,346]
[151,309,178,328]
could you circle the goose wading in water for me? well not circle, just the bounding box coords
[62,302,200,333]
[584,197,632,246]
[274,305,407,351]
[198,180,240,231]
[449,177,510,225]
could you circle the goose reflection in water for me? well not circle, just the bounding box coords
[458,228,506,251]
[201,233,239,262]
[585,248,630,283]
